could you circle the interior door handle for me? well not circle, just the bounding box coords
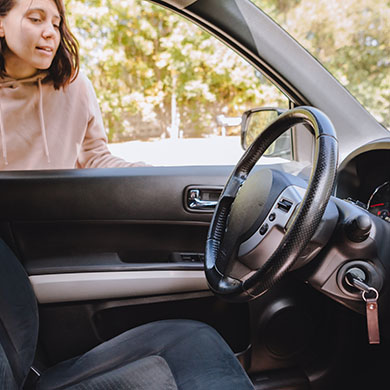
[186,188,222,211]
[189,190,218,209]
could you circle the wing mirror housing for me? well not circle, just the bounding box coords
[241,107,286,151]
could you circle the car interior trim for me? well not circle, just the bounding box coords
[337,138,390,175]
[29,270,210,304]
[162,0,198,9]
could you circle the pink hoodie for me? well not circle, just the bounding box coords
[0,72,142,170]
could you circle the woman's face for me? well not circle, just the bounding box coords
[0,0,61,79]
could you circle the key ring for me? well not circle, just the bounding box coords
[362,287,379,302]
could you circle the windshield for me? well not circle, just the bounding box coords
[254,0,390,130]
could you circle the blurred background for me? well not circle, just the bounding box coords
[65,0,389,164]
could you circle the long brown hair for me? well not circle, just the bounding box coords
[0,0,79,89]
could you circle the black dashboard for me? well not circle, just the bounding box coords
[336,146,390,222]
[305,142,390,319]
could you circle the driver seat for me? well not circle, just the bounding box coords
[0,239,254,390]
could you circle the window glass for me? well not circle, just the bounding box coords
[67,0,290,166]
[253,0,390,130]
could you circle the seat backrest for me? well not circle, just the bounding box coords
[0,240,38,389]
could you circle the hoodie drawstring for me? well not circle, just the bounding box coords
[38,78,50,163]
[0,95,8,165]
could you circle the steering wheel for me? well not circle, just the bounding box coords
[205,106,338,301]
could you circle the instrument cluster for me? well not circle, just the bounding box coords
[367,181,390,222]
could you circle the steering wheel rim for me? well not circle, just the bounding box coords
[205,106,338,301]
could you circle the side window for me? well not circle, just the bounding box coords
[67,0,290,166]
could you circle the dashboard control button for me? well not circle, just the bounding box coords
[277,199,293,213]
[259,223,269,235]
[345,214,372,242]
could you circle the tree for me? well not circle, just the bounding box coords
[66,0,287,142]
[254,0,390,129]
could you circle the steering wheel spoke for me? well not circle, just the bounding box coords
[238,185,306,270]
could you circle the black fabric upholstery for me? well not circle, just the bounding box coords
[0,240,39,389]
[0,342,17,390]
[0,239,253,389]
[37,319,254,390]
[63,356,178,390]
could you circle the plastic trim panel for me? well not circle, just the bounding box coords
[30,270,209,303]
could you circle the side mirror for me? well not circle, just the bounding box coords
[241,107,286,150]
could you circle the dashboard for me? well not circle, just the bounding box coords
[336,146,390,222]
[367,181,390,221]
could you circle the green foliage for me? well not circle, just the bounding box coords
[254,0,390,129]
[66,0,389,141]
[66,0,287,141]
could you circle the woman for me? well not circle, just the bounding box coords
[0,0,144,169]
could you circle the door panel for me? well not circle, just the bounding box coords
[31,270,209,303]
[0,166,230,270]
[19,222,208,273]
[2,166,231,303]
[0,166,229,221]
[0,165,253,365]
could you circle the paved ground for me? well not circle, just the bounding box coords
[108,136,287,166]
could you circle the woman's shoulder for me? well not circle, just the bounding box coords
[67,71,93,91]
[63,71,97,101]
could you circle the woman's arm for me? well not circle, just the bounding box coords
[77,75,148,168]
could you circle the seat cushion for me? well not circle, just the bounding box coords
[63,355,178,390]
[36,319,254,390]
[0,240,39,389]
[0,342,18,390]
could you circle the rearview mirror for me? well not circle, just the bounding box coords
[241,107,286,150]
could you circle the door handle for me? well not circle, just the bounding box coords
[189,190,218,209]
[185,187,222,212]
